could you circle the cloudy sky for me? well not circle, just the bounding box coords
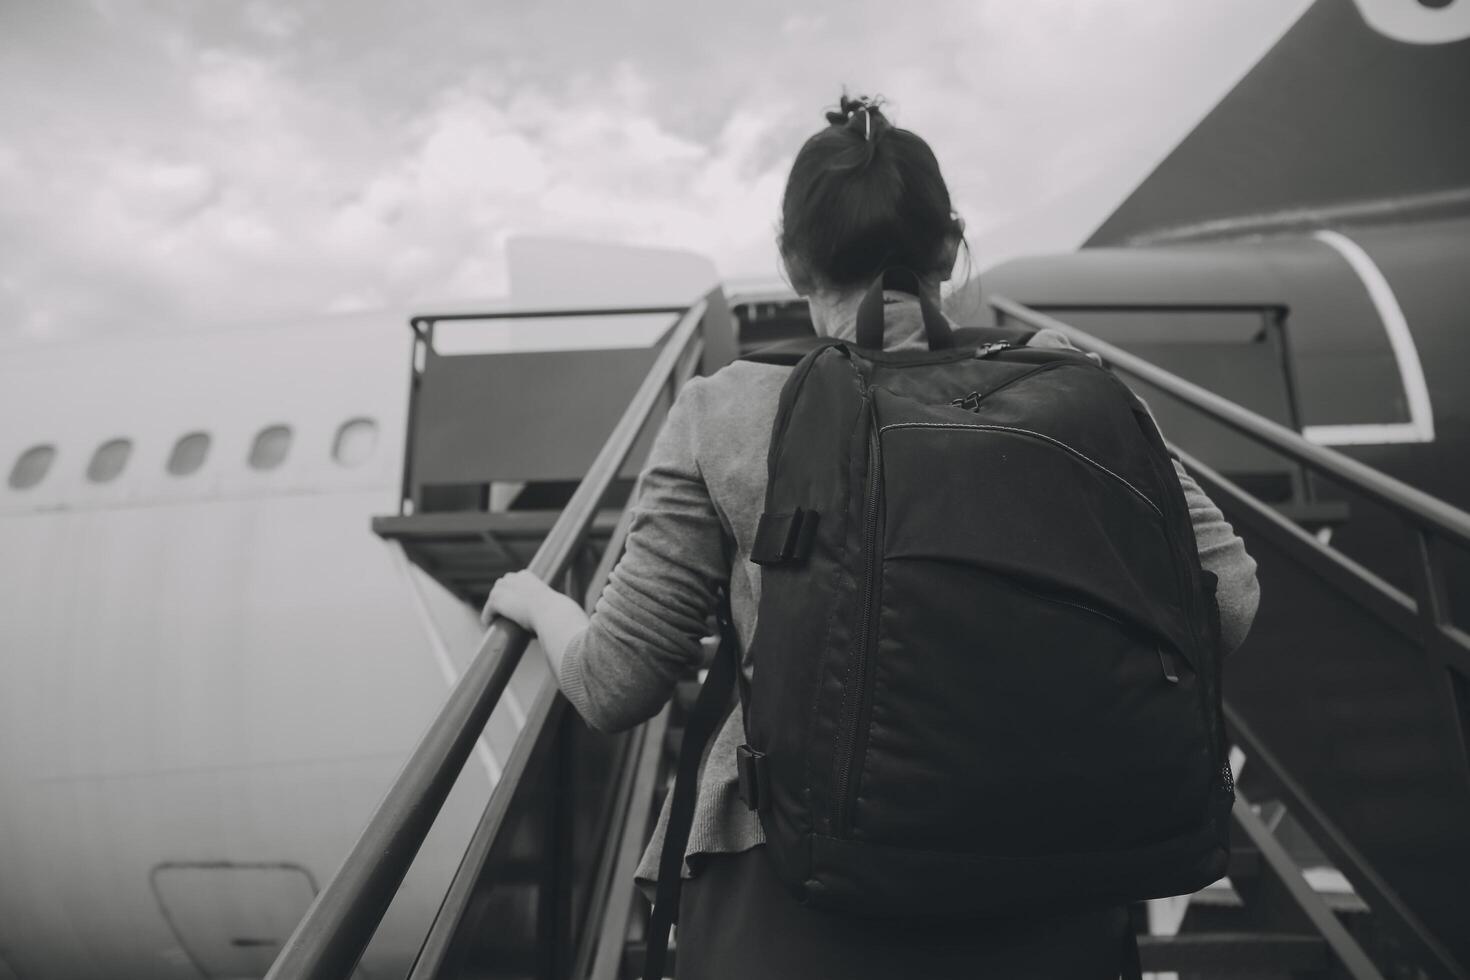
[0,0,1311,347]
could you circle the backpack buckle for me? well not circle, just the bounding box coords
[736,744,770,812]
[950,391,984,413]
[751,508,819,566]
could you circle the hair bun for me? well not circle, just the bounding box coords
[825,93,886,127]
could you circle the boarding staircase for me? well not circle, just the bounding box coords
[266,287,1470,980]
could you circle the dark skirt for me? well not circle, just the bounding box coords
[676,848,1130,980]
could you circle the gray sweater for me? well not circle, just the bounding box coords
[558,299,1261,887]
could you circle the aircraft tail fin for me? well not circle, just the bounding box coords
[1088,0,1470,247]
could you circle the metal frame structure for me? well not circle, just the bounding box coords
[991,295,1470,753]
[265,295,715,980]
[266,288,1470,979]
[397,305,688,516]
[993,294,1470,979]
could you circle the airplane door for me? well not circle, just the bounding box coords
[150,862,328,980]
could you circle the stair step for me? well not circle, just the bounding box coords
[625,932,1329,978]
[1140,932,1328,973]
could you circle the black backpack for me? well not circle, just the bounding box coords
[643,269,1231,980]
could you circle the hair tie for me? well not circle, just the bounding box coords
[824,93,886,141]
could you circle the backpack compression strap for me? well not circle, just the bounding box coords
[643,592,741,980]
[951,324,1038,348]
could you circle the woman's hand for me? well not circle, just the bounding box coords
[482,570,591,678]
[481,569,561,631]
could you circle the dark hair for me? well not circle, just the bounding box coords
[779,94,962,289]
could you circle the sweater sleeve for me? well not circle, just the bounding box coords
[558,376,730,733]
[1174,458,1261,654]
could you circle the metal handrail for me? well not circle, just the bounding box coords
[409,305,689,347]
[993,293,1469,682]
[1174,446,1469,979]
[405,333,702,975]
[990,295,1470,551]
[992,295,1470,979]
[1228,787,1387,980]
[1228,788,1384,980]
[1227,704,1468,980]
[265,297,711,980]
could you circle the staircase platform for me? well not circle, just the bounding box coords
[373,508,623,606]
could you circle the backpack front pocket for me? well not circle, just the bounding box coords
[838,395,1213,855]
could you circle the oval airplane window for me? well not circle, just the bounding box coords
[8,444,56,490]
[86,438,132,484]
[332,417,378,468]
[167,431,211,477]
[248,425,292,471]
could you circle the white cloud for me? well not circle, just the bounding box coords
[0,0,1312,346]
[324,289,388,314]
[243,1,304,40]
[440,247,513,300]
[192,50,282,123]
[780,13,829,35]
[409,95,548,204]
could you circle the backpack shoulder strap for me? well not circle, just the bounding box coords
[642,592,741,980]
[740,335,842,366]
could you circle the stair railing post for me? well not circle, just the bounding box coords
[1410,530,1470,784]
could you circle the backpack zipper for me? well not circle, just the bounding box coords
[833,420,883,836]
[946,360,1069,415]
[1129,397,1229,799]
[1146,440,1227,786]
[877,421,1164,521]
[829,358,1069,835]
